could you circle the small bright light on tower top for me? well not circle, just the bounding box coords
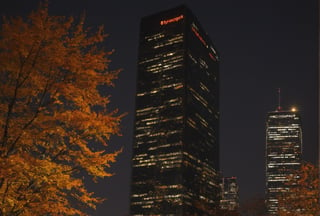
[291,107,297,112]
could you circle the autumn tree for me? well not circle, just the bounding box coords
[278,162,320,216]
[0,2,122,215]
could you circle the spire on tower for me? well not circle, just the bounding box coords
[277,88,282,111]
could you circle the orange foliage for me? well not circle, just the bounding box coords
[0,2,122,215]
[278,162,320,216]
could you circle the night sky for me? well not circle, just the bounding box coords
[0,0,318,215]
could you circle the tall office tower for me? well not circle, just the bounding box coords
[265,108,302,215]
[130,5,220,215]
[220,177,239,211]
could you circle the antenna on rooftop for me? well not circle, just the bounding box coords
[277,88,282,111]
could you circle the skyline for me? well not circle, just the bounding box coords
[0,1,318,215]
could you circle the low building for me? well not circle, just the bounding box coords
[220,176,239,211]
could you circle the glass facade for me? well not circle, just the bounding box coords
[265,110,302,215]
[130,5,220,215]
[220,177,239,211]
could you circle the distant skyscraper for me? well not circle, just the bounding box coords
[265,108,302,215]
[130,5,220,215]
[220,177,239,211]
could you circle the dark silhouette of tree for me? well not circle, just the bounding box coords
[239,196,267,216]
[215,208,241,216]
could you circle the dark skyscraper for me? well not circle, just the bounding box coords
[265,108,302,215]
[130,5,220,215]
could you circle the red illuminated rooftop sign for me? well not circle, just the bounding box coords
[191,26,207,47]
[160,15,184,25]
[209,52,217,61]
